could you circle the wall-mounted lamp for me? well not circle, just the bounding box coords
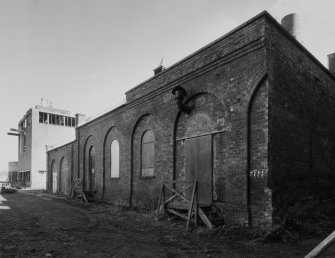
[171,86,191,114]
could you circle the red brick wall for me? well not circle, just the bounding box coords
[82,135,96,192]
[266,18,335,224]
[103,126,129,206]
[131,114,162,209]
[175,93,227,202]
[47,13,335,229]
[47,142,73,194]
[125,16,266,103]
[48,14,269,226]
[249,79,271,228]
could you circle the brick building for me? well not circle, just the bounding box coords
[47,11,335,228]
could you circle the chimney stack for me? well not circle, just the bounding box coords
[328,53,335,76]
[153,58,165,75]
[281,13,299,38]
[153,65,164,75]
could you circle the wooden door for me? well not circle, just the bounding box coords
[60,160,68,195]
[61,172,68,195]
[89,153,95,191]
[185,135,213,204]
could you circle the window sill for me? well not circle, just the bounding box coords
[110,177,120,180]
[140,176,155,179]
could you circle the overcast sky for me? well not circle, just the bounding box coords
[0,0,334,172]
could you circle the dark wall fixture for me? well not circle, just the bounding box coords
[171,86,191,114]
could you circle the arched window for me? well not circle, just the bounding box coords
[60,157,68,194]
[89,146,96,191]
[111,140,120,178]
[51,160,57,194]
[60,157,65,173]
[51,160,55,173]
[141,130,155,177]
[59,158,64,188]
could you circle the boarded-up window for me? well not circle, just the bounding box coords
[141,130,155,177]
[111,140,120,178]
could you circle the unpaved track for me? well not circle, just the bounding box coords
[0,191,334,257]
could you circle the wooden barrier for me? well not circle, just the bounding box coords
[156,180,213,230]
[156,180,198,229]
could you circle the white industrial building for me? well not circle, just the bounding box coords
[8,101,77,189]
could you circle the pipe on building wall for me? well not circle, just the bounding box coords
[171,86,191,114]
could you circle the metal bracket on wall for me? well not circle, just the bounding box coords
[176,129,228,142]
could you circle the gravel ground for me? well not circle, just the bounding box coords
[0,190,334,257]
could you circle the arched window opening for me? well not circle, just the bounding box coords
[51,160,58,194]
[51,160,56,174]
[60,157,68,194]
[141,130,155,177]
[59,158,64,187]
[111,140,120,178]
[89,146,96,190]
[60,158,65,172]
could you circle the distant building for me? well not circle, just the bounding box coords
[0,176,8,183]
[8,161,18,187]
[8,104,78,189]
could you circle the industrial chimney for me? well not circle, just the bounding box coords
[281,13,299,38]
[328,53,335,76]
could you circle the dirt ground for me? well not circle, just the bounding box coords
[0,191,334,257]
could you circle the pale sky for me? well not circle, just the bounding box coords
[0,0,334,172]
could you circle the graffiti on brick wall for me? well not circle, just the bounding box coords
[249,169,268,178]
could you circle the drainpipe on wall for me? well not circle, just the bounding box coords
[171,86,191,114]
[75,114,82,182]
[45,145,53,192]
[45,146,49,191]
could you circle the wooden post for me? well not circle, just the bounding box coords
[305,230,335,258]
[186,181,197,229]
[198,208,213,230]
[82,192,88,203]
[194,183,198,227]
[162,184,166,214]
[156,183,163,214]
[68,182,74,199]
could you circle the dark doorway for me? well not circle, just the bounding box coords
[185,135,213,204]
[60,158,68,195]
[89,146,96,191]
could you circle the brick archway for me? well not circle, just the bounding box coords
[174,92,227,204]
